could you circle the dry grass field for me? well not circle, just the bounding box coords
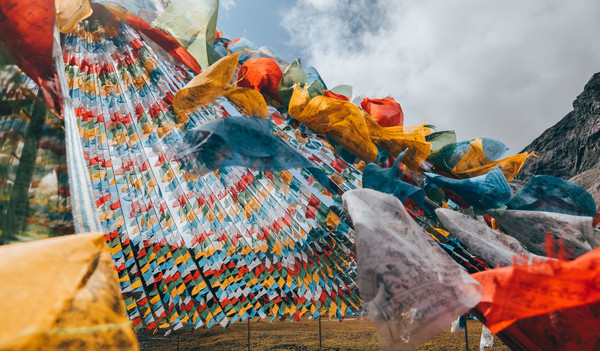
[137,318,510,350]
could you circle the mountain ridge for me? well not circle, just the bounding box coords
[518,72,600,206]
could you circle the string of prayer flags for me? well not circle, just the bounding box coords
[4,1,600,349]
[59,14,363,332]
[101,4,201,75]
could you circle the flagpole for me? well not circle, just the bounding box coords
[464,315,469,351]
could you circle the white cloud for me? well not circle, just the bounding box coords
[220,0,237,11]
[281,0,600,152]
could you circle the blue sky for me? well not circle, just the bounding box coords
[217,1,600,153]
[217,1,301,62]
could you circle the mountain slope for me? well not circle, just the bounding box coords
[518,72,600,205]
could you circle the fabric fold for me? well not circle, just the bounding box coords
[343,189,482,350]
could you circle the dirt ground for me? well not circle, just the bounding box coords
[136,319,510,350]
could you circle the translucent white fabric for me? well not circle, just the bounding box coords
[152,0,219,69]
[436,209,548,267]
[488,209,599,259]
[479,325,494,351]
[343,189,482,350]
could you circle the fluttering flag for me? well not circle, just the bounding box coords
[101,4,201,74]
[480,302,600,351]
[424,167,511,210]
[451,138,530,181]
[0,234,138,350]
[361,96,404,127]
[343,189,482,351]
[173,52,267,120]
[0,0,62,113]
[323,90,349,101]
[436,208,549,267]
[178,116,337,193]
[290,86,432,168]
[289,86,379,161]
[152,0,220,69]
[365,118,432,171]
[507,175,597,217]
[237,57,283,103]
[305,66,327,90]
[56,0,93,33]
[472,246,600,334]
[363,150,425,206]
[488,209,598,259]
[226,37,260,64]
[277,59,323,106]
[426,130,457,154]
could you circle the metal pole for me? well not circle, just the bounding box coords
[177,332,180,351]
[319,317,322,349]
[247,318,251,351]
[464,315,469,351]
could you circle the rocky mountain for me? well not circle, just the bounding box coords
[518,72,600,206]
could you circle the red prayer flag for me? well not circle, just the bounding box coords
[0,0,63,113]
[472,302,600,351]
[361,96,404,127]
[237,57,283,103]
[323,90,349,101]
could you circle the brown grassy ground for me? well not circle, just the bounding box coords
[137,319,510,350]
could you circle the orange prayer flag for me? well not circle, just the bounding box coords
[471,246,600,334]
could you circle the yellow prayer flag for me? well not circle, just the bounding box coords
[223,87,268,118]
[290,89,378,161]
[0,234,138,350]
[452,138,532,181]
[173,52,267,118]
